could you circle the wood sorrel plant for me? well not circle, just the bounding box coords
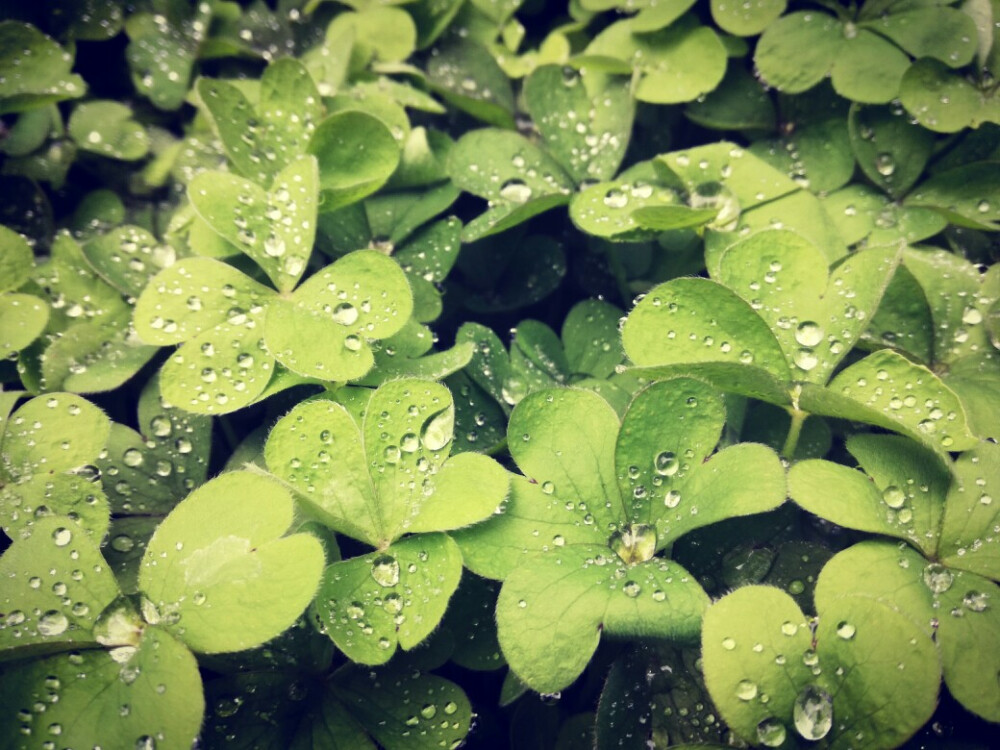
[1,2,999,748]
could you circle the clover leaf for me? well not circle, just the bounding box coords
[453,381,786,691]
[139,470,325,654]
[134,246,412,413]
[68,100,149,161]
[0,224,48,359]
[203,665,472,750]
[0,21,85,114]
[426,38,516,128]
[702,584,940,748]
[622,229,979,455]
[266,379,509,661]
[0,392,110,540]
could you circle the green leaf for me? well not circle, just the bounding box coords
[83,225,178,298]
[0,515,120,658]
[863,7,978,67]
[189,156,318,293]
[0,223,34,293]
[586,16,727,104]
[1,392,110,480]
[126,4,210,110]
[509,388,623,531]
[443,573,505,670]
[523,64,634,183]
[717,234,900,384]
[139,471,325,654]
[0,293,48,358]
[811,348,978,453]
[426,39,516,128]
[308,111,401,212]
[328,7,417,65]
[702,585,940,749]
[939,441,1000,578]
[497,545,709,692]
[907,161,1000,231]
[570,180,706,241]
[849,104,935,198]
[944,354,1000,440]
[448,128,574,202]
[407,451,510,533]
[0,625,203,750]
[815,540,1000,722]
[562,299,625,379]
[622,277,791,398]
[831,30,910,104]
[0,22,85,114]
[899,58,985,133]
[96,374,211,516]
[332,666,473,750]
[267,250,412,381]
[685,66,777,131]
[789,435,950,557]
[312,533,462,663]
[754,12,842,94]
[711,0,786,36]
[134,258,274,347]
[452,474,609,580]
[68,100,149,161]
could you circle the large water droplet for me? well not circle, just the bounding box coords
[499,179,532,204]
[332,303,358,326]
[653,451,679,477]
[923,563,954,594]
[794,321,823,347]
[38,610,69,636]
[736,679,758,701]
[756,717,787,747]
[371,555,400,587]
[793,685,833,740]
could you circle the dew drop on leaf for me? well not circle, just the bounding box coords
[836,621,856,640]
[882,486,906,509]
[736,679,758,701]
[756,717,787,747]
[371,554,400,587]
[499,179,532,204]
[794,321,823,347]
[37,610,69,636]
[793,685,833,740]
[654,451,679,477]
[923,562,954,594]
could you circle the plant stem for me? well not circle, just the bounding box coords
[782,408,807,460]
[603,245,633,308]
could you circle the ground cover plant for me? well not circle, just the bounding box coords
[1,0,1000,747]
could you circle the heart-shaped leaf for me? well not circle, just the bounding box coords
[83,225,178,298]
[848,104,934,198]
[125,4,209,110]
[816,540,1000,722]
[702,585,940,749]
[426,39,515,128]
[189,155,318,292]
[0,515,120,658]
[0,21,85,114]
[497,544,709,692]
[586,15,727,104]
[939,441,1000,578]
[265,379,508,547]
[0,624,203,749]
[0,293,48,358]
[138,471,325,654]
[312,533,462,664]
[523,63,634,184]
[263,249,412,382]
[68,100,149,161]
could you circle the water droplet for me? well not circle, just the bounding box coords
[875,153,895,177]
[882,486,905,509]
[756,717,787,747]
[603,188,628,208]
[794,321,823,347]
[332,303,358,326]
[923,563,954,594]
[836,621,856,640]
[794,348,818,371]
[38,610,69,636]
[781,621,797,636]
[654,451,679,477]
[52,527,72,546]
[722,637,736,650]
[963,590,988,612]
[736,679,758,701]
[793,685,833,740]
[623,580,641,597]
[400,433,419,453]
[499,179,532,204]
[371,555,400,587]
[420,704,437,719]
[123,449,144,467]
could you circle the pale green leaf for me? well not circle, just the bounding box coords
[864,7,978,67]
[139,471,325,653]
[0,223,33,293]
[40,317,158,395]
[749,118,854,194]
[562,299,624,379]
[68,100,148,160]
[523,64,634,183]
[939,441,1000,578]
[1,472,110,542]
[83,225,177,298]
[309,112,401,212]
[899,59,984,133]
[313,533,462,664]
[711,0,786,36]
[126,5,208,110]
[0,515,119,658]
[133,257,274,347]
[0,625,203,750]
[907,161,1000,231]
[702,585,940,749]
[570,180,706,241]
[754,12,842,94]
[508,388,623,532]
[0,293,48,358]
[189,156,318,293]
[587,16,727,104]
[406,452,510,533]
[830,30,910,104]
[849,104,934,197]
[497,545,708,692]
[0,22,85,114]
